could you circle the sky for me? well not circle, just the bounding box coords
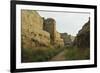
[37,10,90,36]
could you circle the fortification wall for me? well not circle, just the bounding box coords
[21,10,50,49]
[21,10,64,49]
[43,18,64,47]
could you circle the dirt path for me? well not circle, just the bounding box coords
[50,50,67,61]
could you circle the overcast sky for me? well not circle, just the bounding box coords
[37,10,90,36]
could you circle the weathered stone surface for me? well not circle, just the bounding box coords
[21,10,50,49]
[21,10,64,49]
[60,33,72,46]
[43,18,64,47]
[55,32,64,47]
[73,18,90,48]
[43,18,56,45]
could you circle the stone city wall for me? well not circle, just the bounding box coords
[21,10,64,49]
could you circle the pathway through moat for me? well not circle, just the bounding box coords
[50,49,67,61]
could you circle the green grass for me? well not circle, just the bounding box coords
[64,46,90,60]
[21,47,64,62]
[21,46,90,62]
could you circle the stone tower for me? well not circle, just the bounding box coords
[43,18,56,45]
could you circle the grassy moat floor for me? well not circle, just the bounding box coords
[21,46,90,63]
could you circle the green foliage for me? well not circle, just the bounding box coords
[21,47,64,62]
[64,47,90,60]
[21,45,90,62]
